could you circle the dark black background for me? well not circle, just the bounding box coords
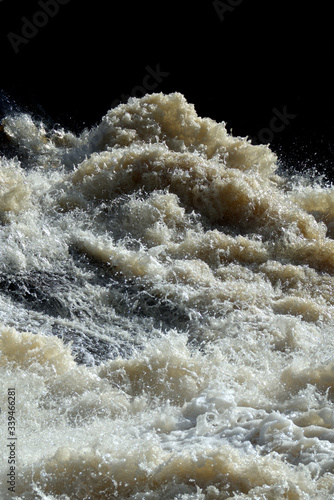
[0,0,333,178]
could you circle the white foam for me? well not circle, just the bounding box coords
[1,93,334,498]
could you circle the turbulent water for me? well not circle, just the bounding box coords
[1,92,334,499]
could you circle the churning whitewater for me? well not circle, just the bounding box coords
[1,92,334,499]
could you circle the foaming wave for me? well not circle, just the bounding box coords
[1,93,334,498]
